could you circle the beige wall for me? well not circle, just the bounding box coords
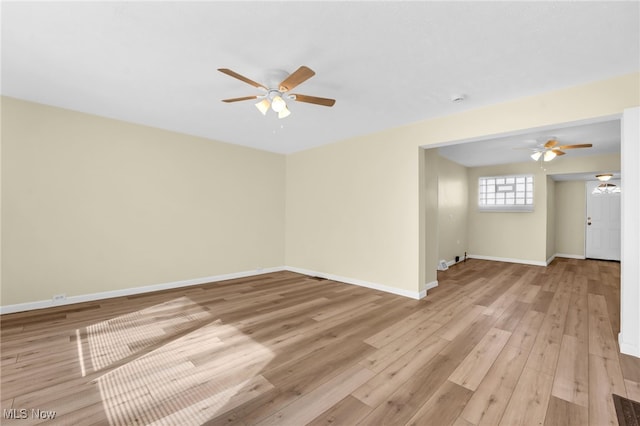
[286,72,637,295]
[1,97,286,305]
[285,130,421,293]
[467,161,548,263]
[437,155,468,264]
[2,73,637,306]
[546,176,556,261]
[424,149,439,286]
[465,154,619,264]
[555,181,587,257]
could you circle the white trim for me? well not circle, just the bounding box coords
[284,266,424,300]
[0,267,285,314]
[441,258,465,268]
[620,106,640,358]
[0,265,426,314]
[620,333,640,358]
[424,280,438,297]
[546,254,556,266]
[467,254,547,267]
[554,253,586,260]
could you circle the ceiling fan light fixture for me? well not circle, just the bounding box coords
[278,105,291,119]
[543,150,557,162]
[218,66,336,119]
[271,95,286,112]
[255,98,270,115]
[593,182,620,194]
[531,152,542,161]
[596,173,613,182]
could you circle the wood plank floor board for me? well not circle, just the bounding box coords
[507,308,546,350]
[1,259,637,426]
[525,281,572,376]
[473,267,520,307]
[544,395,589,426]
[230,341,375,425]
[420,295,478,331]
[493,300,530,333]
[564,290,589,345]
[404,380,473,426]
[589,353,627,426]
[360,322,445,375]
[551,334,589,407]
[351,314,499,425]
[255,365,374,426]
[306,395,373,426]
[448,327,512,391]
[437,305,488,341]
[458,343,530,425]
[604,284,621,337]
[588,293,619,360]
[437,312,498,364]
[310,294,382,322]
[621,353,640,384]
[624,379,640,402]
[518,284,541,304]
[352,333,450,407]
[498,367,554,426]
[363,307,439,349]
[482,292,517,318]
[354,354,455,425]
[531,290,555,314]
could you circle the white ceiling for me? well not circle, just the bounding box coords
[437,118,622,168]
[2,2,639,154]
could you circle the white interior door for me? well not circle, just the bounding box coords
[586,179,621,261]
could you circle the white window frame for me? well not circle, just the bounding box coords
[478,174,534,212]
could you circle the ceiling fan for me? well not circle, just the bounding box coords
[528,138,593,162]
[218,66,335,119]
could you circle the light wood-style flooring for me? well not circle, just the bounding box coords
[1,258,638,425]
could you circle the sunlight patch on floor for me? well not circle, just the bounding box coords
[75,297,275,425]
[82,296,212,373]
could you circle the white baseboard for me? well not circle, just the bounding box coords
[284,266,424,300]
[620,333,640,358]
[1,265,426,314]
[437,259,461,271]
[0,267,285,315]
[554,253,586,260]
[424,280,438,297]
[468,253,586,268]
[467,254,547,267]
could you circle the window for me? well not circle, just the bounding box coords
[478,174,534,211]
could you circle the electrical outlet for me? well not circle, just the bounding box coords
[52,294,66,302]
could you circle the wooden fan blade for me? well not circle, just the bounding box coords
[291,94,336,107]
[556,144,593,149]
[218,68,267,90]
[552,149,566,156]
[279,66,315,92]
[222,96,258,103]
[544,139,558,148]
